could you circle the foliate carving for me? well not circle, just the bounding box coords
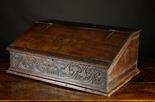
[10,51,106,88]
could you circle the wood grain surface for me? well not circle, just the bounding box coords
[8,22,135,65]
[0,59,155,101]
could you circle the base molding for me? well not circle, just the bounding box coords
[6,69,107,96]
[6,66,139,97]
[107,67,140,96]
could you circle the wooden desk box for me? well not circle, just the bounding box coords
[6,20,141,96]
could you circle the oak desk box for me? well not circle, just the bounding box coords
[6,20,141,96]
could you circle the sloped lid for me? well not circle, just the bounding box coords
[8,20,139,67]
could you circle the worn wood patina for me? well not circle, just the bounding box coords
[6,20,141,96]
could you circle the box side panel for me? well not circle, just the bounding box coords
[107,32,140,93]
[7,51,107,95]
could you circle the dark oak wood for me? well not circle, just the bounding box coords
[0,59,155,101]
[8,21,140,65]
[6,20,141,96]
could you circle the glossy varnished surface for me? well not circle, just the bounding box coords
[0,59,155,101]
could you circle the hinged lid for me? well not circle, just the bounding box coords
[7,20,140,67]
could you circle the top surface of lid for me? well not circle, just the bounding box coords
[8,20,138,66]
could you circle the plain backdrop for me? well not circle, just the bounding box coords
[0,0,155,60]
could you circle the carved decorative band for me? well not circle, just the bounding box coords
[10,51,106,88]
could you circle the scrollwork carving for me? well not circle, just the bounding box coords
[10,51,106,88]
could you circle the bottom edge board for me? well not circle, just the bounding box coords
[107,67,140,96]
[6,69,108,96]
[6,67,139,97]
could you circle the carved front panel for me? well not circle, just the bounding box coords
[10,51,106,90]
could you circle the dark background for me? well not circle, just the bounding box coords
[0,0,155,60]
